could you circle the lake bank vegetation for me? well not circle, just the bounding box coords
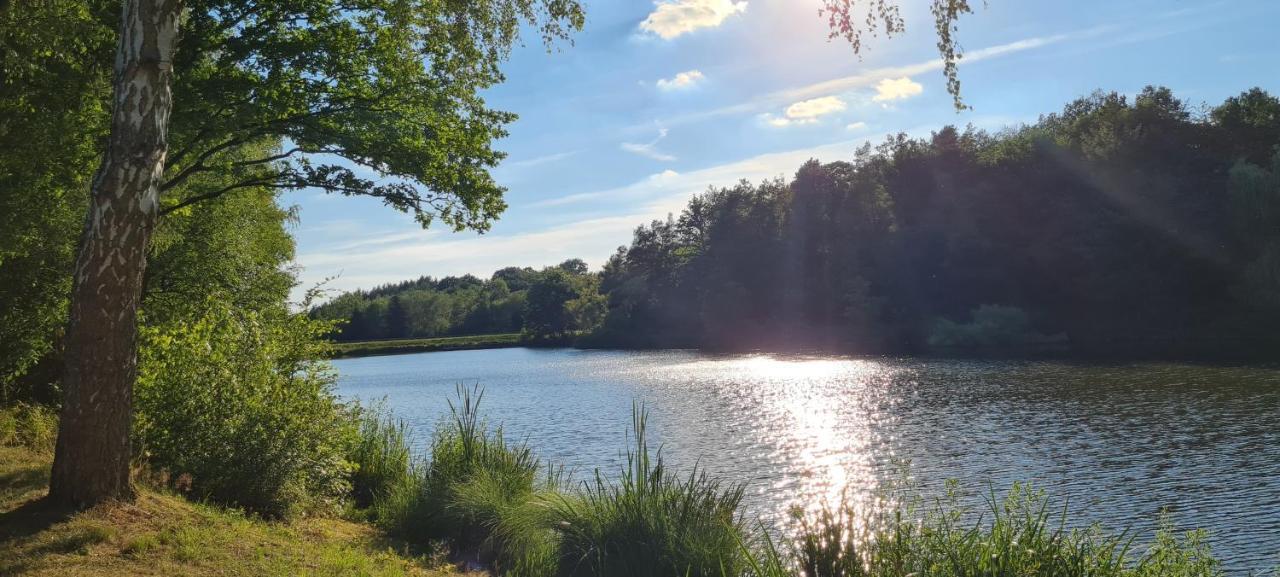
[0,417,464,576]
[2,393,1243,577]
[332,334,525,359]
[315,87,1280,360]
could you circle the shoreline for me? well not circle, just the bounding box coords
[329,333,524,358]
[330,337,1280,366]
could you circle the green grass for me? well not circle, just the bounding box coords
[0,416,474,577]
[548,406,749,577]
[374,385,555,573]
[331,334,523,358]
[0,403,57,452]
[350,404,416,511]
[742,482,1237,577]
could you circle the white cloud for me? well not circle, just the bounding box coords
[759,114,793,127]
[640,0,748,40]
[872,77,923,102]
[845,121,868,131]
[784,96,847,121]
[653,33,1074,128]
[620,127,677,162]
[656,69,706,91]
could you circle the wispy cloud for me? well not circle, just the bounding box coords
[657,69,706,91]
[505,150,578,169]
[845,121,868,131]
[872,77,923,102]
[657,33,1075,127]
[621,127,677,161]
[639,0,747,40]
[536,138,862,209]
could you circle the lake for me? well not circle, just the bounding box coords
[333,347,1280,574]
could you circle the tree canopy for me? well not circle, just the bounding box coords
[163,0,584,230]
[589,87,1280,357]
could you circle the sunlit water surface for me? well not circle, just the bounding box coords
[333,348,1280,574]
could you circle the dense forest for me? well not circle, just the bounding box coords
[309,259,605,342]
[318,86,1280,358]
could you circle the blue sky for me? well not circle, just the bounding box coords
[285,0,1280,298]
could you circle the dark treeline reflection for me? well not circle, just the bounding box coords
[317,86,1280,358]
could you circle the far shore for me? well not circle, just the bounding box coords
[330,333,524,358]
[329,334,1280,365]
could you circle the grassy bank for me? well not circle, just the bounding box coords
[0,448,474,576]
[331,334,523,358]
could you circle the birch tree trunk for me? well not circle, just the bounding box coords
[48,0,182,508]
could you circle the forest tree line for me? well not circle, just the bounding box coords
[309,259,605,342]
[317,86,1280,358]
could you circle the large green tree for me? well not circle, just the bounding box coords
[50,0,583,507]
[0,1,113,402]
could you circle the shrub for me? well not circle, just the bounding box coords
[135,299,356,518]
[550,406,749,577]
[929,304,1067,352]
[0,402,58,451]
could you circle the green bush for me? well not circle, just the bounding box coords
[0,402,58,451]
[550,407,749,577]
[135,299,356,518]
[929,304,1067,352]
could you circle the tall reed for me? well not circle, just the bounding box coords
[348,402,414,510]
[550,405,750,577]
[742,482,1227,577]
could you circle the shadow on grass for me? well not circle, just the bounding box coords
[0,465,49,504]
[0,496,77,545]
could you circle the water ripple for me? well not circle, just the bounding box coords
[334,348,1280,574]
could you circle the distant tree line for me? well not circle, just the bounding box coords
[316,87,1280,358]
[310,259,605,342]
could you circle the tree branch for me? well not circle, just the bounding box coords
[160,134,256,192]
[159,174,300,216]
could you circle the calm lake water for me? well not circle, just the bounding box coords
[333,347,1280,574]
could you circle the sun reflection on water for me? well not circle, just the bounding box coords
[659,354,900,531]
[337,349,1280,573]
